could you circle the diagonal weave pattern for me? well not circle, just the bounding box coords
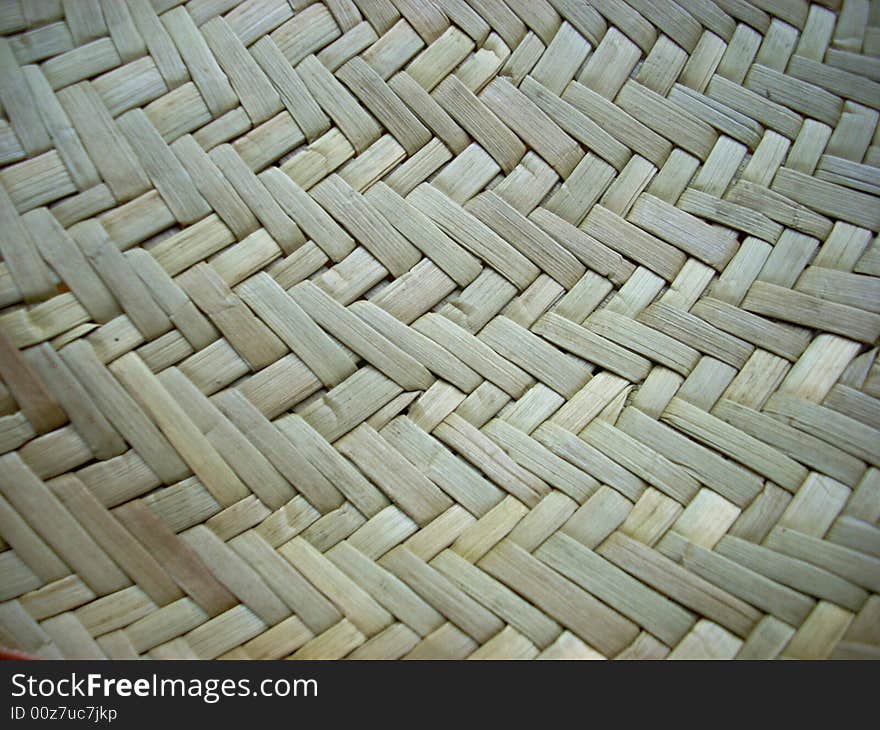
[0,0,878,661]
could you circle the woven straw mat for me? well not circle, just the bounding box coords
[0,0,878,661]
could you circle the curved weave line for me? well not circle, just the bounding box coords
[0,0,878,660]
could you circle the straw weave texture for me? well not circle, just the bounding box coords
[0,0,878,660]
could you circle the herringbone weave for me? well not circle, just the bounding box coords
[0,0,878,661]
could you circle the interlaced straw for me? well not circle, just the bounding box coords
[0,0,878,660]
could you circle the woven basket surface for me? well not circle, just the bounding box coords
[0,0,878,661]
